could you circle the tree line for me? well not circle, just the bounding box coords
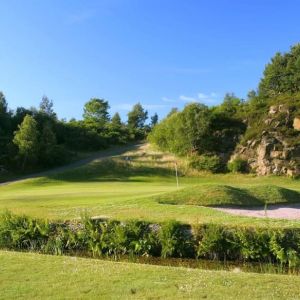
[0,96,158,172]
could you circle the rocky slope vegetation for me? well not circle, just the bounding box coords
[232,101,300,176]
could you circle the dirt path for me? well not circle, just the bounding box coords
[0,143,142,186]
[214,204,300,220]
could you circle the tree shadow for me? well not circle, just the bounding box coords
[42,158,175,183]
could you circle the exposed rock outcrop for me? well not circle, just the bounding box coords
[231,104,300,176]
[293,117,300,131]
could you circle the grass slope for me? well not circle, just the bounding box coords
[1,144,300,227]
[155,184,300,207]
[1,251,300,300]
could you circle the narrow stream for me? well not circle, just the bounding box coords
[64,251,300,275]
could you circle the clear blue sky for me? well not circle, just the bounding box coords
[1,0,300,121]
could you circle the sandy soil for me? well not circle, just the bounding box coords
[214,204,300,220]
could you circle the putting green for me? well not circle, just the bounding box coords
[0,144,300,227]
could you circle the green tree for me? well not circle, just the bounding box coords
[0,92,12,165]
[83,98,110,127]
[40,122,57,149]
[0,92,8,115]
[259,43,300,97]
[166,108,178,118]
[39,96,55,117]
[179,103,212,154]
[12,107,32,131]
[150,113,158,127]
[149,103,212,155]
[127,103,148,130]
[216,93,243,117]
[247,90,257,100]
[0,92,11,132]
[111,112,122,129]
[13,115,39,170]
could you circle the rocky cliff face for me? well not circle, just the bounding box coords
[231,104,300,176]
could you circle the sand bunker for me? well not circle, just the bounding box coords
[214,204,300,220]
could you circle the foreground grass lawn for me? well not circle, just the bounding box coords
[0,144,300,227]
[1,251,300,300]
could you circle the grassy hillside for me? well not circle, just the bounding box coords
[1,144,300,227]
[1,251,300,300]
[155,184,300,207]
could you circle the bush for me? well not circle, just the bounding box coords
[0,211,50,250]
[189,155,223,173]
[159,221,194,258]
[227,158,248,173]
[2,211,300,267]
[40,145,72,168]
[195,224,240,260]
[194,224,300,265]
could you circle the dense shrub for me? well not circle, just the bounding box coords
[1,211,300,267]
[0,211,49,250]
[189,155,223,173]
[194,224,300,266]
[159,221,194,258]
[227,158,248,173]
[195,224,240,261]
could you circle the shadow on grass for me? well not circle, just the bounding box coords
[41,158,176,183]
[0,143,144,185]
[155,184,300,207]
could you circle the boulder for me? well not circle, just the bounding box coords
[269,105,278,114]
[293,117,300,131]
[270,151,283,159]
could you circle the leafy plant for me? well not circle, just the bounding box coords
[159,220,194,258]
[227,158,248,173]
[189,155,224,173]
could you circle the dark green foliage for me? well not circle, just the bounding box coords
[259,44,300,97]
[0,93,135,174]
[63,120,108,151]
[269,229,300,267]
[2,211,300,267]
[149,101,245,159]
[0,92,12,167]
[227,158,248,173]
[195,224,240,260]
[235,227,271,261]
[39,96,55,117]
[159,221,194,258]
[39,122,71,167]
[148,103,214,156]
[214,93,244,117]
[150,113,158,128]
[0,211,49,251]
[127,103,148,140]
[107,113,131,144]
[127,103,148,130]
[194,224,300,266]
[189,154,224,173]
[83,98,110,126]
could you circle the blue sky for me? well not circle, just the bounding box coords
[1,0,300,121]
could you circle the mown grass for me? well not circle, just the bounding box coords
[155,184,300,207]
[1,251,300,300]
[0,144,300,227]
